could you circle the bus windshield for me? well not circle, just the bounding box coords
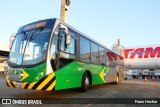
[9,28,52,66]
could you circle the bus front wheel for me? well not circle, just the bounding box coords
[80,72,90,92]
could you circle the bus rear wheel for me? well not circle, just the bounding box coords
[80,72,90,92]
[114,74,119,85]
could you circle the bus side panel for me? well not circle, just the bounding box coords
[55,61,84,90]
[85,65,104,85]
[55,61,110,90]
[119,66,125,81]
[98,65,111,84]
[92,74,105,85]
[55,74,82,90]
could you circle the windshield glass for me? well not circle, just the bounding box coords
[9,28,52,66]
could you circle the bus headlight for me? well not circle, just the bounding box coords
[19,70,23,80]
[34,71,46,81]
[40,72,44,76]
[36,76,40,80]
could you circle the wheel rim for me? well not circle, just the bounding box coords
[85,77,89,87]
[116,75,119,83]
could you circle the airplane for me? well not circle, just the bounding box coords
[124,45,160,69]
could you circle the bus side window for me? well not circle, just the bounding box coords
[67,34,75,54]
[99,46,106,66]
[105,49,111,67]
[80,37,90,63]
[59,28,76,69]
[60,29,75,59]
[91,42,99,64]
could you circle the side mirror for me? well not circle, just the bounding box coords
[59,28,67,34]
[9,33,16,49]
[66,34,71,45]
[59,24,68,34]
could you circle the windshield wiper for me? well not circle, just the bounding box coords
[27,28,44,47]
[21,31,27,54]
[29,28,44,40]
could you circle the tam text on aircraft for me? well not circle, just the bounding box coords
[124,45,160,69]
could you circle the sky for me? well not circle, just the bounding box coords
[0,0,160,49]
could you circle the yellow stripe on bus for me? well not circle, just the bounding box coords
[28,82,36,89]
[46,80,56,91]
[36,73,55,90]
[6,80,13,88]
[6,76,12,88]
[12,81,16,87]
[21,83,27,89]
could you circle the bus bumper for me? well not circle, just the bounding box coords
[6,72,56,91]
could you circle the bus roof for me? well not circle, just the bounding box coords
[56,18,122,57]
[17,19,56,34]
[17,18,122,57]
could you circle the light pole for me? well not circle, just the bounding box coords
[60,0,71,22]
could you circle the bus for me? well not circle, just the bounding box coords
[6,18,125,92]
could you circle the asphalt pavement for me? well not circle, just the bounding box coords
[0,75,160,107]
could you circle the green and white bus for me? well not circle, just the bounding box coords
[6,18,125,92]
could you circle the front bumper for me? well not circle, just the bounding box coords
[6,72,56,91]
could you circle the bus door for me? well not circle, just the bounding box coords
[57,25,76,69]
[50,24,76,71]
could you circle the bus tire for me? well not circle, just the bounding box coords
[114,73,119,85]
[80,72,90,92]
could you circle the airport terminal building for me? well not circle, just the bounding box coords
[0,43,9,74]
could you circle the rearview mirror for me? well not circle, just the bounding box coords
[59,24,68,34]
[59,28,67,34]
[66,34,71,45]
